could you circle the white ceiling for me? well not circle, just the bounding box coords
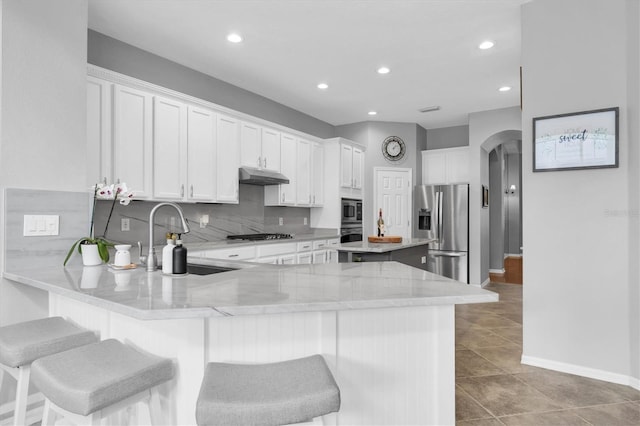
[88,0,525,130]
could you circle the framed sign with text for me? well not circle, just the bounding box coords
[533,107,619,172]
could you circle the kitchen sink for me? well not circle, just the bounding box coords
[186,263,238,276]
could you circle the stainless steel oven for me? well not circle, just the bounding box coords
[341,198,362,223]
[340,224,363,243]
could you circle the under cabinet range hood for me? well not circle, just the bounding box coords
[238,166,290,185]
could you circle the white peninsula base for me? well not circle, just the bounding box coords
[51,294,455,425]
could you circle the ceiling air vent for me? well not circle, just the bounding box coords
[418,105,441,113]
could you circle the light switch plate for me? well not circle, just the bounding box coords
[24,215,59,236]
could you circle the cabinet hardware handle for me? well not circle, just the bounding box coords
[103,177,107,185]
[229,254,239,258]
[258,156,261,167]
[117,178,121,184]
[180,184,184,197]
[264,157,267,169]
[190,185,194,198]
[313,195,316,204]
[282,193,285,203]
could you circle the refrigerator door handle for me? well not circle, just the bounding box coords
[430,252,465,257]
[438,191,444,245]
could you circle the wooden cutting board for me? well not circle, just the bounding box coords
[368,236,403,243]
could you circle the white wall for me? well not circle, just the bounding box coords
[0,0,89,326]
[521,0,639,386]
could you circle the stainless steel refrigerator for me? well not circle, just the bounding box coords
[415,184,469,283]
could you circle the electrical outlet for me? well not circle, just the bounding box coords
[304,217,308,225]
[200,214,209,229]
[421,256,427,264]
[278,217,284,226]
[121,218,130,232]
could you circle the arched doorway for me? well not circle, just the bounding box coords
[480,130,522,285]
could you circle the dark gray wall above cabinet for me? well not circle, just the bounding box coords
[426,125,469,150]
[88,30,335,139]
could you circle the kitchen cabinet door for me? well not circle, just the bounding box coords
[312,250,327,264]
[296,139,312,206]
[86,77,112,187]
[153,96,187,200]
[340,144,353,188]
[311,142,324,206]
[216,114,240,203]
[422,147,469,185]
[187,106,217,201]
[240,121,261,169]
[265,133,296,205]
[352,147,364,189]
[261,128,281,172]
[297,252,313,264]
[112,84,153,199]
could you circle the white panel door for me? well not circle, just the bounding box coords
[240,121,261,169]
[187,106,217,201]
[261,128,281,172]
[374,168,412,239]
[112,85,152,198]
[153,96,187,200]
[216,114,240,203]
[86,77,112,187]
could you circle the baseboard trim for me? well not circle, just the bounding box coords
[489,268,505,274]
[521,355,640,391]
[479,278,490,288]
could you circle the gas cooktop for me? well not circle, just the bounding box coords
[227,233,293,241]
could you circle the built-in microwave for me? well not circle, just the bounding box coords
[341,198,362,223]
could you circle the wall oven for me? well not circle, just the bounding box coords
[341,198,362,223]
[341,198,363,243]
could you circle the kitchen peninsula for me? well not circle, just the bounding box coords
[4,260,496,425]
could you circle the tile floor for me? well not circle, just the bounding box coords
[456,282,640,425]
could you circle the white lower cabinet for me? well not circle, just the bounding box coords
[312,250,327,264]
[203,246,256,261]
[297,252,313,264]
[255,243,297,265]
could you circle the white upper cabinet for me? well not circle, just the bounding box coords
[153,96,188,200]
[240,123,281,172]
[216,114,240,203]
[340,144,353,188]
[260,128,281,172]
[422,147,470,185]
[311,142,324,206]
[265,133,296,206]
[352,147,364,189]
[86,77,112,187]
[187,106,217,201]
[296,138,312,206]
[112,84,153,199]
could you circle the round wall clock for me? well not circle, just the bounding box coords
[382,136,406,161]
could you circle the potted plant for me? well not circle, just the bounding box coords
[64,182,134,266]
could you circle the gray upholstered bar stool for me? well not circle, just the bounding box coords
[196,354,340,426]
[31,338,174,426]
[0,316,98,426]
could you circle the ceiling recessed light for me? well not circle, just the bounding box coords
[368,111,377,116]
[498,86,512,92]
[377,67,391,74]
[478,40,494,50]
[227,33,243,43]
[317,83,329,90]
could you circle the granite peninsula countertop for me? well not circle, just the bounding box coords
[3,259,497,320]
[184,229,340,252]
[336,238,436,253]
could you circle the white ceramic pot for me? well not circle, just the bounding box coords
[81,243,102,266]
[114,244,132,266]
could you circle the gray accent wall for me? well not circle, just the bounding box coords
[426,125,469,150]
[88,30,336,139]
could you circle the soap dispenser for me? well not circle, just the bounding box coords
[172,234,187,275]
[162,233,176,274]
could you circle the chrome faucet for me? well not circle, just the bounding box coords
[145,202,190,272]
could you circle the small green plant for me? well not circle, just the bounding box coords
[63,182,133,266]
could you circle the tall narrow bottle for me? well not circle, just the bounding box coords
[377,208,385,237]
[172,234,187,275]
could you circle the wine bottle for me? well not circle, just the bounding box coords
[377,208,385,237]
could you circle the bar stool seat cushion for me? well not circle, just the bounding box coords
[196,354,340,426]
[31,339,173,416]
[0,316,97,368]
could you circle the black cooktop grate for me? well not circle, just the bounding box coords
[226,233,293,241]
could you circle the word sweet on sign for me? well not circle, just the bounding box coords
[533,107,619,172]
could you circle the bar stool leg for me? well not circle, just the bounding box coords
[41,399,55,426]
[148,388,163,425]
[13,366,30,426]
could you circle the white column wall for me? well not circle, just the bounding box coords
[521,0,638,385]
